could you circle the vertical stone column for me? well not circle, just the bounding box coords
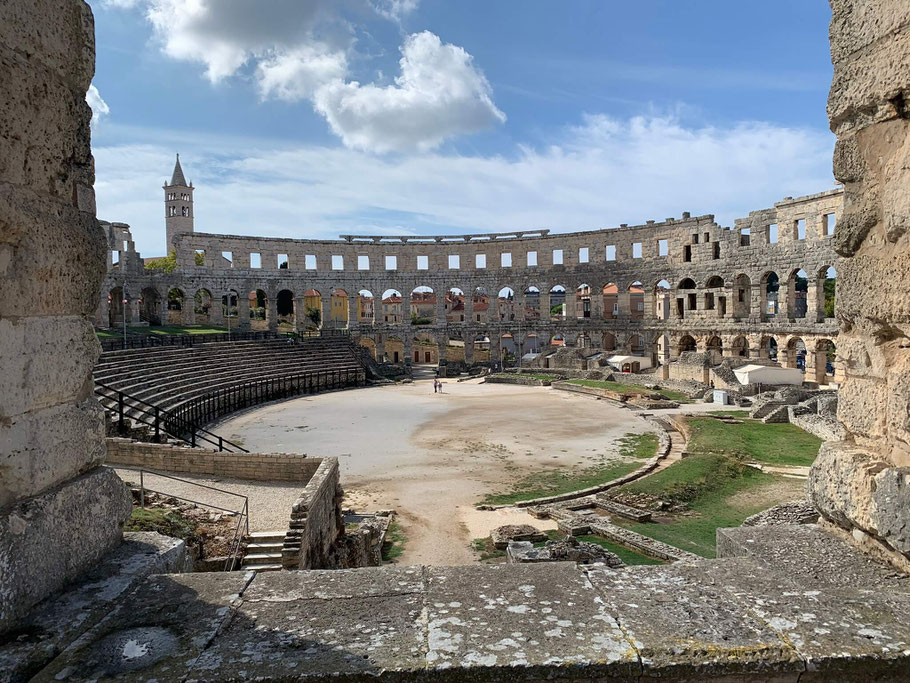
[183,299,196,326]
[808,0,910,568]
[464,338,474,365]
[403,335,413,365]
[435,294,446,326]
[590,290,602,320]
[564,289,577,319]
[159,288,169,327]
[321,295,331,329]
[515,291,526,321]
[210,295,224,326]
[0,0,132,633]
[295,295,306,330]
[539,290,550,321]
[236,291,251,330]
[464,294,474,324]
[617,288,631,319]
[348,294,359,329]
[267,291,279,332]
[375,337,386,363]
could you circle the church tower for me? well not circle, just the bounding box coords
[163,153,194,252]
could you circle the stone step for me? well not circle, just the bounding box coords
[245,542,284,552]
[248,530,286,540]
[242,563,283,572]
[243,552,283,565]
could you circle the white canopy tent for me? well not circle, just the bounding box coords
[732,364,803,386]
[606,354,652,372]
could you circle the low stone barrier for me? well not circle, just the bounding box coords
[283,458,344,569]
[551,380,631,403]
[105,437,322,483]
[485,375,555,386]
[594,497,652,522]
[585,518,702,563]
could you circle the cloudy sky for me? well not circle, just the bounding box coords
[88,0,836,257]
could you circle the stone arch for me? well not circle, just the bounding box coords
[248,289,269,330]
[677,278,696,319]
[381,289,403,325]
[628,333,645,355]
[731,335,749,358]
[357,289,375,324]
[653,280,671,320]
[358,336,377,360]
[677,334,697,354]
[759,335,779,362]
[410,286,435,325]
[194,288,213,325]
[524,285,541,320]
[788,268,810,319]
[785,336,807,372]
[629,281,645,320]
[733,273,751,318]
[472,286,490,324]
[706,335,723,363]
[413,332,439,364]
[330,288,349,328]
[602,282,618,320]
[304,289,322,328]
[221,289,239,327]
[497,286,516,322]
[576,283,592,319]
[816,338,837,384]
[385,336,405,364]
[445,287,465,323]
[140,287,162,326]
[819,265,837,320]
[761,271,780,320]
[472,333,491,362]
[276,289,295,328]
[166,287,187,326]
[549,285,566,320]
[602,331,616,352]
[550,333,565,347]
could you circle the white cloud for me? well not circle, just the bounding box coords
[92,114,834,257]
[372,0,419,22]
[257,46,348,101]
[313,31,506,152]
[103,1,503,152]
[86,84,110,127]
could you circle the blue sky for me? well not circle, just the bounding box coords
[88,1,837,257]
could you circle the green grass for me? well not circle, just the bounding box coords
[97,325,229,338]
[616,432,659,459]
[685,414,822,467]
[564,379,692,403]
[124,507,197,541]
[471,537,506,562]
[488,373,560,382]
[479,460,641,506]
[575,535,665,565]
[381,520,407,562]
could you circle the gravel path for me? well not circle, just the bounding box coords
[115,469,301,532]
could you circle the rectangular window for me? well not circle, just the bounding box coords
[476,253,486,269]
[123,240,129,251]
[632,242,642,259]
[704,232,710,243]
[250,252,261,269]
[305,254,317,270]
[221,251,233,267]
[605,245,616,261]
[526,251,537,267]
[769,223,779,243]
[331,255,344,270]
[657,239,668,257]
[713,242,720,259]
[684,245,692,262]
[501,252,512,267]
[796,218,806,240]
[824,214,836,236]
[740,228,751,246]
[357,255,370,270]
[692,233,700,244]
[578,247,589,263]
[448,254,460,269]
[278,253,288,269]
[385,255,397,270]
[417,255,429,270]
[552,249,563,265]
[111,250,119,265]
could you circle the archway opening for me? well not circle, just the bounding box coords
[357,289,375,324]
[381,289,403,325]
[304,289,322,328]
[549,285,566,320]
[248,289,268,330]
[498,287,515,321]
[602,282,618,320]
[410,286,435,325]
[276,289,295,329]
[140,287,161,326]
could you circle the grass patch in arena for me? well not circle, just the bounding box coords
[575,534,665,565]
[125,507,197,541]
[471,537,506,562]
[479,455,648,507]
[564,379,692,403]
[617,432,659,459]
[685,413,822,467]
[97,325,229,338]
[608,414,816,557]
[381,519,407,562]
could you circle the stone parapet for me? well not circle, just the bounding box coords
[105,438,323,483]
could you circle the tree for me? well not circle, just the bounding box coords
[194,251,205,266]
[824,277,836,318]
[550,304,563,317]
[306,306,321,326]
[145,250,177,273]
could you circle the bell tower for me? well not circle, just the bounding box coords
[163,153,194,252]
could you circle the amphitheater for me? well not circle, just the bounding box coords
[3,1,910,681]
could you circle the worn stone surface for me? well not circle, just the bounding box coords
[742,501,819,527]
[490,524,546,549]
[0,532,187,683]
[0,468,132,635]
[34,572,253,682]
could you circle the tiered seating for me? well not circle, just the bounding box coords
[94,337,365,424]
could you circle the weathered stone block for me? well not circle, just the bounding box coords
[1,398,105,507]
[0,316,100,418]
[0,467,132,634]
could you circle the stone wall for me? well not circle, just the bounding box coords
[283,458,345,570]
[0,0,132,633]
[807,0,910,569]
[105,438,323,482]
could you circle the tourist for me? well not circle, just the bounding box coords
[433,379,438,393]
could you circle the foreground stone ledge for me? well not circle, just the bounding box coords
[0,532,187,682]
[0,467,132,634]
[17,524,910,681]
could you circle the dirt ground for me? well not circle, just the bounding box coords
[216,379,653,565]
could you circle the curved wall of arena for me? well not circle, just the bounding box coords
[97,189,842,381]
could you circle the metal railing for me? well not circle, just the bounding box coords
[95,382,249,452]
[100,330,278,352]
[168,367,366,430]
[117,465,249,571]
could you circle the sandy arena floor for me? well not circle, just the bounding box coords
[215,379,655,565]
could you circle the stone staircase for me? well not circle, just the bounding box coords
[241,531,286,573]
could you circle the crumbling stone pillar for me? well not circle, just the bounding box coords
[347,294,358,329]
[808,0,910,569]
[0,0,132,633]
